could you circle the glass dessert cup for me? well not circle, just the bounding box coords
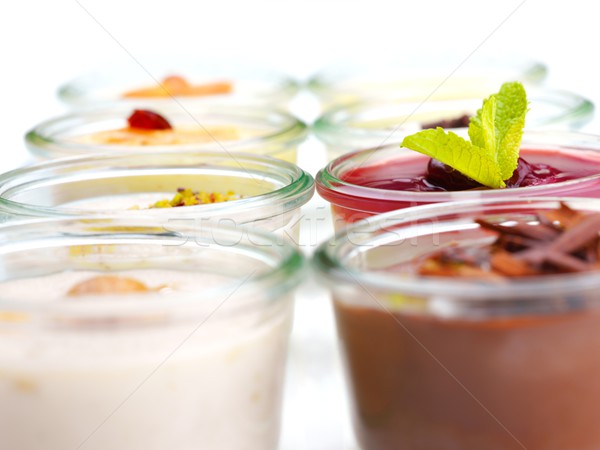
[25,104,307,163]
[315,88,594,160]
[313,197,600,450]
[57,58,299,108]
[0,216,304,450]
[308,54,546,109]
[316,131,600,230]
[0,151,314,243]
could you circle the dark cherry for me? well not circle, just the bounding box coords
[422,114,471,130]
[127,109,172,130]
[507,158,563,187]
[361,157,569,193]
[425,158,482,191]
[425,157,566,191]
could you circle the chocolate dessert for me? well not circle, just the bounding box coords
[334,204,600,450]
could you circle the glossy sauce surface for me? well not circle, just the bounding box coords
[343,150,594,192]
[324,148,600,225]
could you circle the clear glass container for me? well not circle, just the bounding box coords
[313,197,600,450]
[315,88,594,160]
[25,104,307,163]
[0,151,314,242]
[58,59,299,108]
[316,131,600,229]
[0,216,304,450]
[309,54,547,108]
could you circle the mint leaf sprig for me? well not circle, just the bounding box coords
[401,81,528,189]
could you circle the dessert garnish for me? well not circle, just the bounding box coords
[122,75,233,99]
[417,203,600,278]
[67,275,150,296]
[149,188,239,208]
[422,114,471,130]
[127,109,173,131]
[402,81,528,189]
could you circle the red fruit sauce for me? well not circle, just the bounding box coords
[318,149,600,226]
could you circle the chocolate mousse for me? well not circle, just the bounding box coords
[335,204,600,450]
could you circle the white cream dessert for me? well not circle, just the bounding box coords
[57,191,301,243]
[0,269,293,450]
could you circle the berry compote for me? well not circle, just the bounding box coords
[316,136,600,229]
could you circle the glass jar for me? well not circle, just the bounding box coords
[25,104,307,163]
[58,58,299,108]
[315,88,594,160]
[0,216,304,450]
[316,131,600,229]
[314,197,600,450]
[0,151,314,242]
[308,54,546,108]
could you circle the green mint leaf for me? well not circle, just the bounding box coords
[401,81,528,188]
[494,81,528,180]
[469,81,527,180]
[469,94,496,151]
[401,128,505,188]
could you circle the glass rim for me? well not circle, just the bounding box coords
[316,130,600,205]
[314,87,595,142]
[313,197,600,300]
[0,150,315,220]
[57,59,300,106]
[25,104,308,159]
[0,216,305,316]
[308,55,547,97]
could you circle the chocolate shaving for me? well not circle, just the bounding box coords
[475,219,559,241]
[539,203,583,229]
[418,202,600,278]
[490,251,539,277]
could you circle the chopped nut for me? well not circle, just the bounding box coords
[149,188,239,208]
[67,275,149,297]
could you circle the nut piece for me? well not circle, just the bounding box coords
[67,275,149,297]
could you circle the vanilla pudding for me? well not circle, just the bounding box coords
[78,124,242,146]
[25,105,307,162]
[0,218,304,450]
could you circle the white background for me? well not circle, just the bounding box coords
[1,1,599,449]
[1,0,599,171]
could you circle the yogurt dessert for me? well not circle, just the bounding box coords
[314,88,594,160]
[122,74,233,99]
[314,198,600,450]
[58,59,299,108]
[0,151,314,242]
[25,105,307,162]
[317,83,600,228]
[78,108,241,146]
[0,217,304,450]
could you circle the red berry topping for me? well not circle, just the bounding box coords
[127,109,172,131]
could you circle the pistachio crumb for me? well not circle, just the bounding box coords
[149,188,240,209]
